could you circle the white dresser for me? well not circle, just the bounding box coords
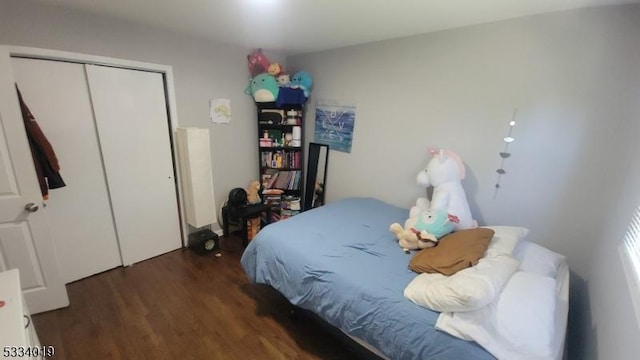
[0,269,43,359]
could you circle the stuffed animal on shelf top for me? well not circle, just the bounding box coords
[245,73,280,102]
[277,74,291,87]
[247,48,271,77]
[390,208,454,253]
[415,148,477,231]
[289,71,313,97]
[268,63,284,77]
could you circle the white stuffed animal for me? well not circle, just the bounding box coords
[414,148,477,231]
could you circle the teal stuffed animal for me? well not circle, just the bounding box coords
[245,73,279,102]
[289,71,313,97]
[389,208,455,253]
[413,208,454,239]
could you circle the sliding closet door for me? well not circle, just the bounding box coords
[86,65,181,265]
[11,58,122,283]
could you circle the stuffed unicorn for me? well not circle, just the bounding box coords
[414,148,477,231]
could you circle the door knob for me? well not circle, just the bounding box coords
[24,202,39,213]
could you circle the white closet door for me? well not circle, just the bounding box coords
[11,58,122,283]
[86,65,181,265]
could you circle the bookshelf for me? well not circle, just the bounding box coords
[256,102,304,221]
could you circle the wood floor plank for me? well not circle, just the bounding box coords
[32,235,365,359]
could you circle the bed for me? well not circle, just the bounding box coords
[241,197,569,360]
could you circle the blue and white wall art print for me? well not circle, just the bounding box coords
[314,100,356,153]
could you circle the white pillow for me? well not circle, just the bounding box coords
[482,226,529,258]
[436,271,557,359]
[404,255,519,312]
[513,240,566,278]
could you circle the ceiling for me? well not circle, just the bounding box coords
[35,0,640,55]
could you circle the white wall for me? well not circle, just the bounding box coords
[585,132,640,359]
[0,0,281,226]
[288,5,640,359]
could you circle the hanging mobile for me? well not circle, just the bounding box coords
[494,108,518,199]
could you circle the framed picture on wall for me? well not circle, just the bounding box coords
[314,100,356,153]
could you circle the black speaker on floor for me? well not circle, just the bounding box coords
[188,229,219,255]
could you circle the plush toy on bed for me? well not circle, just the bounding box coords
[390,208,454,253]
[415,148,477,231]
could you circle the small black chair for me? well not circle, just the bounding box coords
[222,188,271,247]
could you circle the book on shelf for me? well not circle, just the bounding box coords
[261,150,300,169]
[262,188,284,208]
[261,168,279,188]
[261,170,302,191]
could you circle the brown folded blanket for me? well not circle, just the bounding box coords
[409,228,495,275]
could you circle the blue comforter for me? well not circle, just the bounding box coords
[241,198,494,360]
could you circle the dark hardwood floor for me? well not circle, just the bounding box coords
[32,234,368,360]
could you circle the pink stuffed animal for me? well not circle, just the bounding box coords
[247,49,271,77]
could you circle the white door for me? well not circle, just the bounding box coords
[11,58,123,283]
[86,65,182,265]
[0,48,69,313]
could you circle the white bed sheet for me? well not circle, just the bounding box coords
[349,243,570,360]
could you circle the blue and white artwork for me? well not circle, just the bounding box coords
[314,101,356,153]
